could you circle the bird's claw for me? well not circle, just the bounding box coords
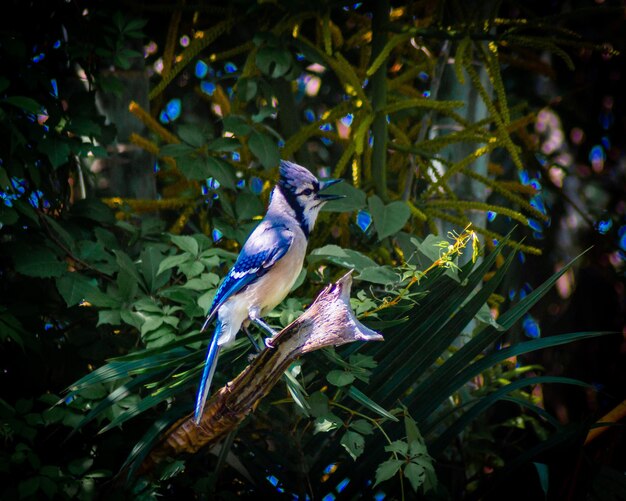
[264,337,275,349]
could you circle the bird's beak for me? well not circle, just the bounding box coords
[317,178,345,201]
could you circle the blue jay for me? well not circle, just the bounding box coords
[194,160,343,424]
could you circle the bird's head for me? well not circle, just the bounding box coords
[276,160,343,236]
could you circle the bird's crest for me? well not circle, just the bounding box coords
[279,160,320,194]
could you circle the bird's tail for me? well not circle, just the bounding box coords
[194,321,222,425]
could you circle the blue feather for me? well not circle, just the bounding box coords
[194,222,294,424]
[194,322,223,424]
[203,223,294,323]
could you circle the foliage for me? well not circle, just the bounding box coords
[1,0,624,500]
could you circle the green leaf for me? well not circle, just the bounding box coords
[283,369,310,416]
[350,419,374,435]
[170,235,198,256]
[385,440,409,455]
[116,269,138,300]
[39,477,58,498]
[159,143,195,158]
[349,353,377,370]
[0,310,26,348]
[42,405,65,424]
[67,117,101,136]
[159,459,186,481]
[76,240,112,268]
[39,465,60,478]
[236,78,258,102]
[68,457,94,476]
[122,411,181,478]
[98,310,121,326]
[175,154,237,187]
[207,137,240,152]
[405,415,421,444]
[56,273,119,308]
[18,477,40,498]
[255,47,292,78]
[222,115,252,136]
[4,95,40,113]
[346,386,398,422]
[309,245,378,272]
[430,376,591,455]
[178,156,211,180]
[178,259,204,279]
[327,370,355,387]
[408,439,428,457]
[140,246,169,292]
[321,183,367,213]
[374,459,403,487]
[13,248,65,278]
[341,430,365,460]
[205,157,236,189]
[533,462,549,498]
[113,250,143,284]
[368,195,411,240]
[308,391,330,418]
[251,106,277,123]
[314,413,343,434]
[356,265,400,285]
[248,131,279,169]
[37,136,72,169]
[157,254,191,275]
[145,329,176,348]
[177,124,205,147]
[404,461,427,492]
[475,303,505,330]
[236,192,264,221]
[42,215,76,252]
[120,309,143,330]
[0,205,18,225]
[71,198,116,223]
[140,316,164,336]
[416,234,451,264]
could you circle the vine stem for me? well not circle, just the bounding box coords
[330,400,405,500]
[38,211,113,281]
[361,224,476,318]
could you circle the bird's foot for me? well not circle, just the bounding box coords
[249,309,278,338]
[264,336,275,349]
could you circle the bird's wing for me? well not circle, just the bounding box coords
[202,221,294,328]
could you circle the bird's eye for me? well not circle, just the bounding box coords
[301,188,313,196]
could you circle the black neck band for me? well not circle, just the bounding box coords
[278,184,309,238]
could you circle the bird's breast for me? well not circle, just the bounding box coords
[243,234,307,314]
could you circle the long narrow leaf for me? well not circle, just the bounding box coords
[122,408,183,479]
[429,376,591,455]
[347,386,398,421]
[69,373,154,436]
[374,245,516,405]
[100,385,184,433]
[405,250,592,419]
[410,331,613,421]
[499,396,562,429]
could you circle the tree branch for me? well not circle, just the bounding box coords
[138,270,383,475]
